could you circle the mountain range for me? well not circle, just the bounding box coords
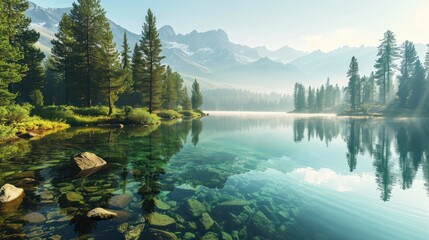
[25,2,428,93]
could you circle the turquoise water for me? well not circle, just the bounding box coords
[1,112,429,239]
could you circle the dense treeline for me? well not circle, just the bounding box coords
[48,0,202,113]
[293,79,342,113]
[1,0,202,113]
[0,0,203,141]
[202,89,293,111]
[345,31,429,112]
[293,30,429,114]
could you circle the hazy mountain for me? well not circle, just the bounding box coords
[255,45,307,63]
[26,2,140,54]
[25,2,429,93]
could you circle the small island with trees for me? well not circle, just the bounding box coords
[292,30,429,117]
[0,0,205,143]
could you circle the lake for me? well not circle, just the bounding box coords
[1,112,429,240]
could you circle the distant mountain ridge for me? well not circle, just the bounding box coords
[25,1,429,93]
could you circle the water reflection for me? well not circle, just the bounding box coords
[1,114,429,239]
[291,117,429,201]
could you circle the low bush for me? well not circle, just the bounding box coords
[73,106,110,116]
[156,109,182,119]
[0,125,18,141]
[0,104,31,125]
[180,110,201,118]
[31,106,113,126]
[124,108,160,125]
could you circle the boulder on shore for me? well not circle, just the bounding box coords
[72,152,106,171]
[0,184,24,204]
[87,208,117,219]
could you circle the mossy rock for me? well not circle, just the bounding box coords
[146,212,175,226]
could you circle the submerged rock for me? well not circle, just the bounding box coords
[146,212,175,226]
[219,199,249,207]
[186,198,206,217]
[155,199,171,210]
[148,229,178,240]
[0,184,24,203]
[22,212,46,223]
[15,178,38,187]
[87,208,117,219]
[108,194,133,208]
[125,224,145,240]
[200,212,215,230]
[250,211,276,237]
[72,152,106,171]
[200,232,219,240]
[63,192,83,203]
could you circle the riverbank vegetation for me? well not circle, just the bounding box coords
[0,0,204,142]
[293,30,429,117]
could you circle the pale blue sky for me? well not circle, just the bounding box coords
[31,0,429,52]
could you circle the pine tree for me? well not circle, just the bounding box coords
[317,86,325,112]
[181,86,192,110]
[70,0,109,107]
[307,87,315,112]
[397,41,418,107]
[118,31,134,102]
[51,13,75,105]
[191,79,203,110]
[121,31,130,70]
[374,30,399,104]
[347,56,360,110]
[162,66,178,109]
[96,28,126,115]
[409,60,425,108]
[0,6,22,105]
[140,9,164,113]
[131,43,144,106]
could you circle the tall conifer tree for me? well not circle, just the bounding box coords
[140,9,164,113]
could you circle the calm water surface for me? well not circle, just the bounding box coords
[1,112,429,239]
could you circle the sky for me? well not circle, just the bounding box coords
[31,0,429,52]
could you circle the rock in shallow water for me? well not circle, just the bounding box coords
[200,212,215,230]
[87,208,117,219]
[146,212,175,226]
[108,194,133,208]
[186,198,206,217]
[0,184,24,203]
[22,212,46,223]
[72,152,106,171]
[148,228,178,240]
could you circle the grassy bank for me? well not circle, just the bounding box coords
[338,103,429,118]
[155,109,206,120]
[0,104,69,143]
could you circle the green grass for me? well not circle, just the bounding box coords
[123,108,160,125]
[156,109,183,119]
[180,110,202,118]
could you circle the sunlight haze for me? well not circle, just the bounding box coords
[30,0,429,52]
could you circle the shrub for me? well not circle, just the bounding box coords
[29,90,44,106]
[180,110,201,118]
[125,108,160,125]
[73,106,110,116]
[157,109,182,119]
[0,125,18,141]
[0,105,31,125]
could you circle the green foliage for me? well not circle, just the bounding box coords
[0,125,18,141]
[73,106,110,116]
[29,89,44,106]
[140,9,165,113]
[347,56,360,110]
[374,30,400,104]
[180,110,201,118]
[0,105,31,125]
[191,79,203,110]
[31,106,112,125]
[397,41,418,107]
[157,109,182,119]
[181,87,192,110]
[124,108,160,125]
[293,83,306,111]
